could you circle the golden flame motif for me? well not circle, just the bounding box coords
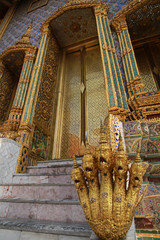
[72,124,148,240]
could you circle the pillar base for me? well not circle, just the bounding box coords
[128,91,160,120]
[109,107,130,121]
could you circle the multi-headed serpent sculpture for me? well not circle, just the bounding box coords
[72,125,148,240]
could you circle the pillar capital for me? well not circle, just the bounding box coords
[113,17,128,33]
[94,5,102,16]
[94,4,108,16]
[24,48,37,62]
[41,23,51,35]
[119,17,128,31]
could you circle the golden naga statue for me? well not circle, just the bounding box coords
[72,125,148,240]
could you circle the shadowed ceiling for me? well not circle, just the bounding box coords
[50,7,97,48]
[3,51,24,78]
[128,2,160,41]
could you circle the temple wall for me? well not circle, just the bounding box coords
[0,138,20,183]
[124,121,160,156]
[0,0,129,53]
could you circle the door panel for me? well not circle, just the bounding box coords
[60,46,107,158]
[60,51,81,158]
[86,46,108,147]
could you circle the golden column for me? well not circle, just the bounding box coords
[16,24,50,173]
[113,18,146,98]
[0,0,19,40]
[94,5,128,118]
[9,49,36,124]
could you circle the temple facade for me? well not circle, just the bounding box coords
[0,0,159,239]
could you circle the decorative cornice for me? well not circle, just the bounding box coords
[0,23,37,61]
[15,23,32,46]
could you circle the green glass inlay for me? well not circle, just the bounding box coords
[97,15,104,45]
[104,17,114,49]
[19,62,32,107]
[130,51,139,77]
[124,30,138,77]
[23,60,29,80]
[19,60,26,80]
[113,54,128,109]
[26,60,33,81]
[16,83,23,107]
[143,237,153,240]
[101,17,109,46]
[18,61,31,107]
[122,31,134,81]
[97,15,115,107]
[119,33,130,83]
[13,60,28,106]
[102,16,123,108]
[29,34,49,123]
[23,34,46,122]
[109,51,122,107]
[17,61,29,106]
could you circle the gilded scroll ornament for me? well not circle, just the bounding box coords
[72,124,148,240]
[43,80,53,99]
[46,64,54,80]
[40,100,50,121]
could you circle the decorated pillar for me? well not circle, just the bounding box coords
[0,0,19,40]
[9,49,36,122]
[114,18,145,97]
[16,24,50,173]
[94,5,128,118]
[102,8,128,112]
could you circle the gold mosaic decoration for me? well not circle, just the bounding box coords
[72,124,148,240]
[86,47,108,147]
[33,35,59,159]
[60,52,81,158]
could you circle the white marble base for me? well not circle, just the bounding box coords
[0,229,89,240]
[0,138,20,184]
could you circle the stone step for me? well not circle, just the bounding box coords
[26,158,82,175]
[0,183,78,201]
[0,218,91,239]
[26,165,74,175]
[0,198,86,223]
[37,158,82,167]
[12,173,73,184]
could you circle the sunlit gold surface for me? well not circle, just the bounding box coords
[72,124,148,240]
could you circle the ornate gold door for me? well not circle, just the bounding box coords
[55,44,108,159]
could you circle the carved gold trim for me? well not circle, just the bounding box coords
[27,0,48,13]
